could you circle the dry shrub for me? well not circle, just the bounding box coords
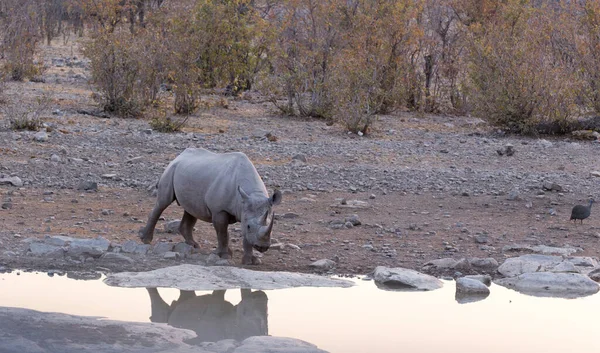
[2,92,51,131]
[466,1,580,134]
[84,30,143,117]
[0,0,45,81]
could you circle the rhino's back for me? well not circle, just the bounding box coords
[169,148,261,219]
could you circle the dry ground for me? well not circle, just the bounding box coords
[1,37,600,276]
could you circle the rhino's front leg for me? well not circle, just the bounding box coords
[242,238,261,265]
[213,212,233,259]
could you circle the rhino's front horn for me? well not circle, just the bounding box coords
[258,217,274,239]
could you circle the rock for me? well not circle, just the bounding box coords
[330,200,370,209]
[495,272,599,298]
[591,171,600,178]
[542,182,563,192]
[121,240,138,253]
[309,259,336,271]
[173,242,194,256]
[292,154,307,163]
[502,244,580,256]
[464,274,492,286]
[153,242,175,255]
[1,202,11,209]
[164,251,180,259]
[234,336,328,353]
[207,253,234,266]
[422,258,458,270]
[34,131,49,142]
[164,220,181,233]
[50,154,61,162]
[372,266,443,291]
[498,254,563,277]
[588,268,600,282]
[100,252,134,264]
[104,264,354,291]
[452,258,471,271]
[0,176,23,187]
[77,180,98,191]
[0,307,197,352]
[29,242,64,258]
[344,214,361,226]
[67,236,111,258]
[551,261,579,273]
[44,235,76,247]
[538,139,553,148]
[101,174,117,179]
[474,234,487,244]
[280,212,300,219]
[456,277,490,295]
[567,257,598,268]
[133,244,151,254]
[506,190,521,201]
[468,257,499,271]
[126,156,144,164]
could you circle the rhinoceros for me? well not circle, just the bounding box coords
[139,148,282,265]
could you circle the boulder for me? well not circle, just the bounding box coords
[67,236,110,258]
[497,254,563,277]
[153,242,175,255]
[29,243,64,258]
[456,277,490,295]
[468,257,499,271]
[372,266,443,291]
[495,272,600,298]
[0,307,198,353]
[309,259,336,271]
[0,175,23,187]
[121,240,138,253]
[502,244,580,256]
[104,264,354,291]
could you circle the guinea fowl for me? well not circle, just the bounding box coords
[570,199,594,224]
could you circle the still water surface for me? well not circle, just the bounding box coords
[1,271,600,353]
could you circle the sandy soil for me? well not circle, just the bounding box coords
[1,37,600,277]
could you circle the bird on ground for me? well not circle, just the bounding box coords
[570,199,594,224]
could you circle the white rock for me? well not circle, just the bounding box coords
[104,264,354,291]
[233,336,328,353]
[495,272,599,298]
[498,254,563,277]
[456,277,490,295]
[373,266,443,291]
[309,259,335,271]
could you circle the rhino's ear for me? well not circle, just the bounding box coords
[238,186,250,203]
[270,189,282,206]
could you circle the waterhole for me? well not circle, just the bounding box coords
[1,271,600,352]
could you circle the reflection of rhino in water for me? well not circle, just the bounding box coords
[147,288,268,344]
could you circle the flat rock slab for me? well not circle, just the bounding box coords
[0,306,196,353]
[495,272,600,298]
[0,307,328,353]
[104,264,354,291]
[497,254,563,277]
[373,266,443,291]
[502,244,581,256]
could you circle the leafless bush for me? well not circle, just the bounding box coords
[1,91,51,131]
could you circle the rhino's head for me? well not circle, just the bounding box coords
[238,186,282,253]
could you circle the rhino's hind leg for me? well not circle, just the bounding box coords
[139,201,171,244]
[213,212,233,259]
[180,211,199,248]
